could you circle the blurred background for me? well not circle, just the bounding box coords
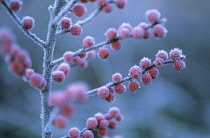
[0,0,210,138]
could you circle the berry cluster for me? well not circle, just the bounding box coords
[95,48,186,101]
[49,82,88,128]
[67,107,123,138]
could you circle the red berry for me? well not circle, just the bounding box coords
[68,127,80,138]
[99,120,109,128]
[98,128,108,136]
[53,115,67,129]
[63,51,74,63]
[108,119,117,129]
[94,112,104,123]
[83,36,95,48]
[86,117,98,129]
[22,16,35,30]
[53,71,65,82]
[73,4,86,17]
[149,68,159,79]
[98,47,110,59]
[60,17,72,29]
[112,73,122,83]
[156,50,168,61]
[111,41,121,50]
[146,9,161,23]
[29,73,43,88]
[153,24,168,38]
[105,28,118,40]
[97,86,110,99]
[169,48,182,61]
[9,0,22,11]
[115,0,127,9]
[57,63,70,76]
[132,27,144,39]
[154,58,165,66]
[70,24,82,36]
[108,107,120,118]
[82,130,94,138]
[60,104,74,117]
[129,65,142,79]
[141,73,152,85]
[128,80,140,92]
[105,93,115,103]
[102,4,113,13]
[114,83,126,94]
[139,57,151,69]
[173,60,186,71]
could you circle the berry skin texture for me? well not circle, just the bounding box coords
[83,36,95,48]
[105,93,115,103]
[97,86,110,99]
[94,112,105,123]
[21,16,35,30]
[118,23,132,39]
[102,4,113,13]
[82,130,94,138]
[132,27,144,39]
[149,68,159,79]
[98,128,108,136]
[57,63,70,76]
[53,71,65,82]
[128,80,140,92]
[73,4,86,17]
[108,107,120,118]
[173,60,186,71]
[108,119,117,129]
[70,24,82,36]
[60,104,74,117]
[53,115,67,129]
[154,58,165,66]
[68,127,80,138]
[99,119,109,128]
[112,73,122,83]
[129,65,142,79]
[63,51,74,63]
[114,83,126,94]
[60,17,72,29]
[9,0,22,11]
[86,117,98,129]
[156,50,168,61]
[153,24,168,38]
[29,73,44,89]
[115,0,127,9]
[111,41,121,50]
[140,57,151,69]
[98,47,110,59]
[116,114,124,122]
[105,28,118,40]
[141,73,152,85]
[169,48,182,61]
[146,9,161,23]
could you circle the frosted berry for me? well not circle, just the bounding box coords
[173,60,186,71]
[138,22,150,39]
[128,80,140,92]
[105,28,117,40]
[115,0,127,9]
[63,51,74,63]
[98,47,110,59]
[53,71,65,82]
[94,112,104,123]
[99,119,109,128]
[169,48,182,61]
[114,83,126,94]
[112,73,122,83]
[21,16,35,30]
[79,53,86,59]
[68,127,80,138]
[104,113,112,120]
[86,117,98,129]
[82,130,94,138]
[146,9,161,23]
[111,41,121,50]
[9,0,22,11]
[132,27,144,39]
[60,17,72,29]
[57,63,70,76]
[139,57,151,69]
[36,78,46,90]
[25,68,34,77]
[156,50,168,61]
[98,128,108,136]
[60,104,74,117]
[102,4,113,13]
[97,86,110,99]
[108,119,117,129]
[149,68,159,79]
[83,36,95,48]
[70,24,82,36]
[153,24,168,38]
[154,58,165,66]
[118,23,132,39]
[49,92,66,106]
[73,4,86,17]
[29,73,43,89]
[53,115,67,129]
[129,65,142,79]
[105,93,115,103]
[141,73,152,85]
[108,107,120,118]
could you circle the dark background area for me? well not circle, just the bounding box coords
[0,0,210,138]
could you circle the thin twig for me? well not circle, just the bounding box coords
[1,0,46,47]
